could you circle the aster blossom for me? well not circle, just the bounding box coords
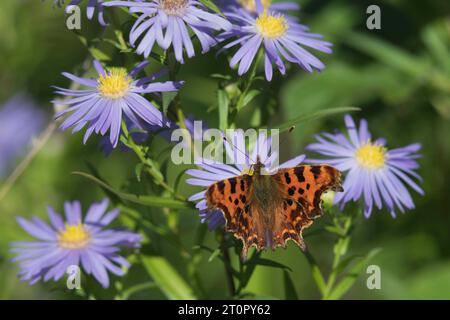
[220,0,332,81]
[186,130,306,229]
[54,60,183,148]
[10,199,142,288]
[103,0,232,63]
[306,115,424,218]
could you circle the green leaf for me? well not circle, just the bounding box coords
[327,248,381,300]
[240,89,260,110]
[135,163,144,182]
[248,258,292,272]
[199,0,225,17]
[304,251,327,295]
[207,249,221,263]
[89,47,111,62]
[72,171,191,209]
[162,91,178,115]
[345,32,429,77]
[275,107,360,133]
[218,89,229,130]
[141,256,196,300]
[283,270,299,300]
[422,20,450,73]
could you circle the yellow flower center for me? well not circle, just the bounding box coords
[160,0,188,15]
[239,0,271,12]
[98,68,131,100]
[58,223,90,249]
[255,11,288,39]
[355,143,386,169]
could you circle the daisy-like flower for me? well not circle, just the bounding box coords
[0,94,45,178]
[10,199,142,288]
[220,0,332,81]
[186,130,305,229]
[306,115,424,218]
[103,0,232,63]
[53,60,183,148]
[47,0,107,25]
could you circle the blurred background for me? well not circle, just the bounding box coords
[0,0,449,299]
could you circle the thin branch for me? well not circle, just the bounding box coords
[0,122,57,202]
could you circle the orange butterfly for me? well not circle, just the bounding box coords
[206,157,343,259]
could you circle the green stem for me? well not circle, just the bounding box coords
[121,122,186,201]
[323,249,343,299]
[230,49,264,124]
[221,232,236,297]
[120,282,157,300]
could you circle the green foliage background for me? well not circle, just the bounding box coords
[0,0,449,299]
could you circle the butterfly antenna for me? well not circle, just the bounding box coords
[222,136,255,165]
[276,126,296,151]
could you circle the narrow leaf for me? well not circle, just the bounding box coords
[199,0,225,17]
[72,171,191,209]
[304,251,327,295]
[283,270,299,300]
[218,89,229,130]
[142,256,196,300]
[327,248,381,300]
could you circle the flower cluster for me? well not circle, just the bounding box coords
[11,1,425,291]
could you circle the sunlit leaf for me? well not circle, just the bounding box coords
[142,256,196,300]
[199,0,225,17]
[327,248,381,300]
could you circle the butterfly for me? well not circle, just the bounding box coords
[205,157,343,259]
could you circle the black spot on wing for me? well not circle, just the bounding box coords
[288,187,295,196]
[218,181,225,194]
[294,167,305,182]
[311,166,321,175]
[229,178,237,193]
[240,179,245,191]
[284,172,291,184]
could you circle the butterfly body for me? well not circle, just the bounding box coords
[206,159,343,259]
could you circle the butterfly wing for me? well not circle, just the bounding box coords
[205,165,343,258]
[272,165,343,250]
[205,174,268,258]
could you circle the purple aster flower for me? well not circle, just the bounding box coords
[220,0,332,81]
[46,0,107,26]
[0,94,46,178]
[10,199,142,288]
[186,130,305,229]
[53,60,184,148]
[103,0,232,63]
[306,115,424,218]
